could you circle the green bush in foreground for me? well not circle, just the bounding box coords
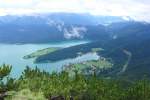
[0,65,150,100]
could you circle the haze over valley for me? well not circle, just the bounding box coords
[0,0,150,99]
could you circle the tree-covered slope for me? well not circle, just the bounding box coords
[1,64,150,100]
[34,22,150,79]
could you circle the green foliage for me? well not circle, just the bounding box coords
[0,64,17,92]
[6,89,46,100]
[0,64,12,80]
[1,65,150,100]
[125,79,150,100]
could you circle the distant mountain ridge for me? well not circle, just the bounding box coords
[0,13,127,25]
[0,13,127,43]
[34,21,150,80]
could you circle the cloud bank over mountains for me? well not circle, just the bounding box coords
[0,0,150,22]
[64,26,87,39]
[46,19,87,39]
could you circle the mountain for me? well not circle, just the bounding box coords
[108,21,150,41]
[0,13,126,43]
[0,13,126,25]
[35,21,150,80]
[35,21,150,61]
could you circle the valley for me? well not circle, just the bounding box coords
[64,58,113,76]
[0,0,150,99]
[0,41,100,78]
[0,11,150,99]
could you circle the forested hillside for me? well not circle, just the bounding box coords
[34,22,150,80]
[0,64,150,100]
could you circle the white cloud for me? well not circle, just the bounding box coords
[0,0,37,8]
[0,0,150,22]
[47,19,64,31]
[46,19,87,39]
[64,26,87,39]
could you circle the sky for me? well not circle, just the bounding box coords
[0,0,150,22]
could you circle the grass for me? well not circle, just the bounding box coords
[91,48,104,52]
[23,47,60,59]
[64,58,113,75]
[6,89,46,100]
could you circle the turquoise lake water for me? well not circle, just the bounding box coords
[0,41,99,78]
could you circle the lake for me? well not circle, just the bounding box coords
[0,41,99,78]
